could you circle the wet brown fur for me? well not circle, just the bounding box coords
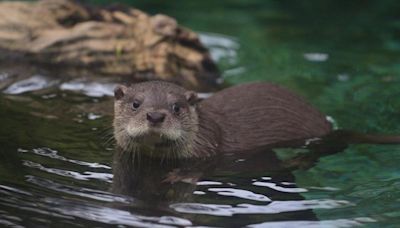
[113,81,331,159]
[199,83,332,153]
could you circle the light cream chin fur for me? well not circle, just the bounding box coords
[126,123,182,140]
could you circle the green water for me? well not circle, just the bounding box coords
[1,0,400,227]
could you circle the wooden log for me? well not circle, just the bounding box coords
[0,0,221,91]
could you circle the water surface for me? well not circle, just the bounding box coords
[1,1,400,227]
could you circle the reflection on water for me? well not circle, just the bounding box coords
[199,32,240,65]
[302,53,329,62]
[248,217,376,228]
[25,147,110,169]
[207,188,272,202]
[1,135,366,227]
[26,176,124,202]
[253,180,307,193]
[4,75,117,98]
[171,199,350,216]
[60,80,117,98]
[0,183,191,227]
[4,75,58,95]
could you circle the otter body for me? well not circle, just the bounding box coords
[113,81,332,159]
[199,83,331,153]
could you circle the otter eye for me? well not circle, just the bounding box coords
[172,103,180,114]
[132,100,141,110]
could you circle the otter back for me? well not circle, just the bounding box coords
[198,83,332,153]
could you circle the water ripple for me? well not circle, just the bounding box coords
[196,181,223,186]
[199,32,239,64]
[247,217,376,228]
[253,181,308,193]
[208,188,271,202]
[0,185,32,196]
[41,197,192,227]
[0,183,191,227]
[24,147,111,169]
[3,75,57,95]
[60,80,117,97]
[0,218,24,228]
[26,175,129,203]
[23,160,112,182]
[171,199,351,216]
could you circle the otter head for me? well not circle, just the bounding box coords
[113,81,199,159]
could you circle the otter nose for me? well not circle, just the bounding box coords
[146,112,166,124]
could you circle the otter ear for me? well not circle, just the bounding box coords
[114,85,127,100]
[185,91,198,105]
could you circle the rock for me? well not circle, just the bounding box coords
[0,0,221,91]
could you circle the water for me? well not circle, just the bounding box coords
[1,0,400,227]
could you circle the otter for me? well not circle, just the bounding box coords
[113,81,400,160]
